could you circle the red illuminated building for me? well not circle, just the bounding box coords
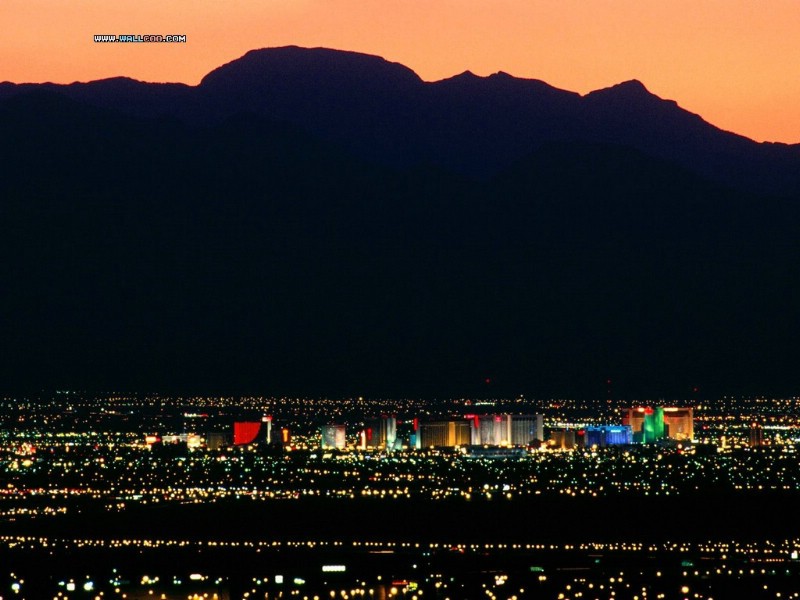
[233,421,261,446]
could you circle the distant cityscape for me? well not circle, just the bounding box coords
[0,394,793,507]
[2,393,800,598]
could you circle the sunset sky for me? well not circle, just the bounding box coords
[3,0,799,143]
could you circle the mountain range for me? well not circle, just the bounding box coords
[1,46,799,399]
[3,46,800,196]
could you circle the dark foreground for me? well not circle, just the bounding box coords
[3,494,800,598]
[3,492,799,542]
[2,535,800,599]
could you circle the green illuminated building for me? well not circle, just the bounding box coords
[642,407,665,443]
[625,406,694,443]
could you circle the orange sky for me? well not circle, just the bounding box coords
[2,0,799,143]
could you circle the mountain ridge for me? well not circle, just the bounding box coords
[1,46,798,195]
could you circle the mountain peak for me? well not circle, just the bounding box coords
[585,79,655,100]
[615,79,649,92]
[199,46,423,91]
[582,78,683,117]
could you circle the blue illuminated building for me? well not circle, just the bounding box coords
[583,425,633,447]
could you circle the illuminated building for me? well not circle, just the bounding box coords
[418,420,471,448]
[160,434,202,448]
[474,415,508,445]
[510,414,544,445]
[364,416,398,450]
[320,424,346,450]
[583,425,632,447]
[359,428,367,450]
[662,408,694,441]
[233,422,261,446]
[750,422,764,447]
[206,432,227,450]
[262,415,273,444]
[550,429,576,449]
[624,407,693,442]
[161,434,187,445]
[644,407,665,443]
[469,414,543,446]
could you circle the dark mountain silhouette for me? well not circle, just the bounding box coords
[2,46,799,195]
[2,48,800,398]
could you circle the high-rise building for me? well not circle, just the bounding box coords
[550,429,576,450]
[469,414,543,446]
[644,407,665,443]
[510,415,544,445]
[321,424,346,450]
[662,408,694,441]
[418,420,471,448]
[472,415,508,446]
[583,425,633,447]
[364,416,398,450]
[233,421,261,446]
[262,415,272,444]
[624,407,693,442]
[749,422,764,447]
